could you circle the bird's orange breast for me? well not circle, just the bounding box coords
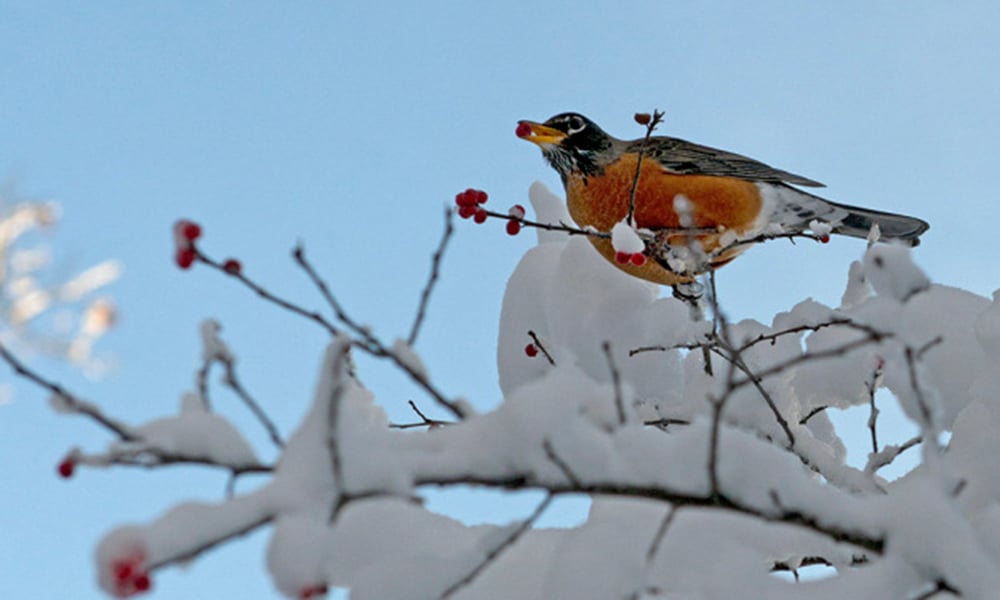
[565,152,764,285]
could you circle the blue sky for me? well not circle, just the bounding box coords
[2,2,999,598]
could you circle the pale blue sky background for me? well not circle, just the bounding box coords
[2,2,999,598]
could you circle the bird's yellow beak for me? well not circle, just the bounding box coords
[515,120,567,146]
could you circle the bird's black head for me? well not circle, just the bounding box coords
[516,112,613,179]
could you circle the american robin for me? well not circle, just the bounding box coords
[516,112,929,287]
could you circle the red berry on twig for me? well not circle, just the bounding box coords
[630,253,647,266]
[174,220,202,242]
[458,205,477,219]
[57,458,75,479]
[473,208,488,224]
[508,204,526,219]
[819,234,830,244]
[615,251,629,264]
[134,573,151,592]
[223,259,242,274]
[475,190,487,204]
[506,220,521,236]
[175,248,197,269]
[525,344,538,358]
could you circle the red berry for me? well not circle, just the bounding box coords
[474,190,487,204]
[57,458,75,479]
[615,251,630,264]
[630,253,647,266]
[174,220,202,242]
[515,122,532,138]
[458,205,476,219]
[473,208,488,224]
[525,344,538,357]
[175,248,197,269]
[133,573,151,592]
[223,258,242,274]
[114,562,134,583]
[819,234,830,244]
[508,204,526,219]
[506,220,521,236]
[300,585,328,599]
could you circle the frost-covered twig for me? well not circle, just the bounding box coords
[866,435,922,474]
[865,363,884,455]
[408,207,454,347]
[146,512,274,571]
[75,445,271,476]
[439,493,553,599]
[326,339,350,519]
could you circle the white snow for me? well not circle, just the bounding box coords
[84,184,1000,599]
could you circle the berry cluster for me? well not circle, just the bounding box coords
[454,189,527,236]
[173,219,201,269]
[455,188,489,223]
[615,251,647,266]
[172,219,242,274]
[110,553,152,597]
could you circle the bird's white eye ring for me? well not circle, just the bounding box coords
[566,115,586,134]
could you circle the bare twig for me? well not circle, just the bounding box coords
[645,506,678,564]
[799,405,828,425]
[439,493,553,599]
[147,513,274,571]
[0,342,136,440]
[408,207,454,347]
[626,110,665,226]
[528,330,556,366]
[293,245,466,420]
[197,249,340,337]
[389,400,453,429]
[327,341,351,521]
[602,341,627,425]
[866,363,884,455]
[221,360,284,449]
[543,439,581,487]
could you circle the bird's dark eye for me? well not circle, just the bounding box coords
[566,115,586,134]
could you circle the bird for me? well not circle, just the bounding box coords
[516,112,929,289]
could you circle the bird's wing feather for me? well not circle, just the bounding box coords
[630,137,825,187]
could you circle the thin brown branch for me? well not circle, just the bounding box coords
[542,439,581,487]
[222,360,284,449]
[389,400,453,429]
[626,109,665,226]
[408,207,454,347]
[528,330,556,366]
[602,341,627,425]
[799,405,828,425]
[0,342,137,440]
[197,248,340,337]
[439,493,553,599]
[293,245,466,420]
[148,513,274,571]
[645,506,678,564]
